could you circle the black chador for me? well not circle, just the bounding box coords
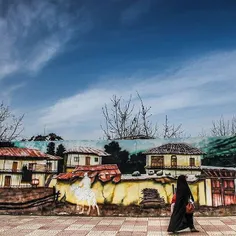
[167,175,198,233]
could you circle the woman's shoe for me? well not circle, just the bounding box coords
[190,228,199,232]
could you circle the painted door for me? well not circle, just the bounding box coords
[12,162,18,172]
[212,179,223,206]
[4,176,11,187]
[85,156,90,165]
[223,179,236,205]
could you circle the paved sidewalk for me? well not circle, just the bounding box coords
[0,215,235,236]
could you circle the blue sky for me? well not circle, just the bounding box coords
[1,0,236,139]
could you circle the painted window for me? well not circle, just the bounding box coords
[171,155,177,168]
[94,157,99,162]
[74,156,79,162]
[189,157,195,166]
[28,163,35,170]
[212,180,220,188]
[4,176,11,187]
[151,156,164,168]
[224,180,234,189]
[12,161,18,172]
[86,156,91,165]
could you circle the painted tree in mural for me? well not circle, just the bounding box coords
[129,152,146,174]
[103,141,146,174]
[46,142,55,155]
[104,141,129,173]
[0,141,15,147]
[202,136,236,167]
[56,144,66,173]
[21,165,32,183]
[101,92,184,140]
[27,133,63,141]
[0,102,24,141]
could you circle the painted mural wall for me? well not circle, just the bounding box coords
[0,136,235,216]
[13,136,236,167]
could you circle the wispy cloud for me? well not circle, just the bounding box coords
[20,50,236,139]
[120,0,153,25]
[0,0,91,80]
[0,82,26,104]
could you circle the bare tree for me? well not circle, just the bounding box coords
[211,115,236,137]
[136,92,157,138]
[198,116,236,137]
[0,102,24,141]
[162,115,185,139]
[101,93,184,140]
[101,95,141,140]
[198,128,208,138]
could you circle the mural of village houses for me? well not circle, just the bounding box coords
[0,135,236,216]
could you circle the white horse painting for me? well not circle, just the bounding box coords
[70,173,100,216]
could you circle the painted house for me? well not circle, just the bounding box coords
[201,166,236,207]
[143,143,204,176]
[64,147,110,172]
[0,147,61,187]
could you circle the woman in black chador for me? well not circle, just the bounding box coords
[167,175,199,233]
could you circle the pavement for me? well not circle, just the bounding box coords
[0,215,235,236]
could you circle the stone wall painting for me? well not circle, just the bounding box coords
[140,188,166,208]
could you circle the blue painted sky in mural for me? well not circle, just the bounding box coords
[1,0,236,139]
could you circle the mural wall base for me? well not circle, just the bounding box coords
[2,202,235,217]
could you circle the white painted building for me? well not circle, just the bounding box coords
[64,147,110,172]
[0,147,61,187]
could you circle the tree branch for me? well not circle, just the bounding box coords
[0,102,24,141]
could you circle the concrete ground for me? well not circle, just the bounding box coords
[0,215,235,236]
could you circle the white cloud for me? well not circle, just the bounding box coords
[19,49,236,140]
[0,0,91,80]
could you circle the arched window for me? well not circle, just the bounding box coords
[171,155,177,168]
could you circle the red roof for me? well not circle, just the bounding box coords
[202,168,236,178]
[64,147,110,156]
[0,147,62,160]
[57,164,121,183]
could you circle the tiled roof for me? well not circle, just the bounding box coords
[202,168,236,178]
[0,147,62,160]
[64,147,110,156]
[143,143,204,155]
[56,164,121,183]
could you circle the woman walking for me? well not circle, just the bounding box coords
[167,175,199,234]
